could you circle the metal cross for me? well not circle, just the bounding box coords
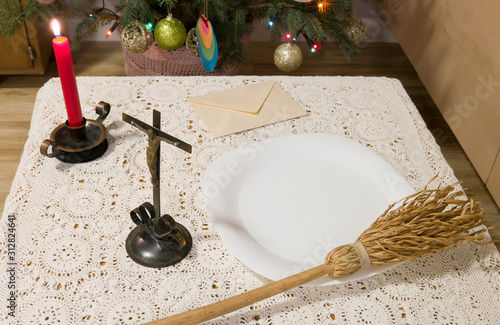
[122,110,192,219]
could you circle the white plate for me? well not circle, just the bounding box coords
[202,133,415,286]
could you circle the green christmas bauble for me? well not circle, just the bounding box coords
[154,14,186,51]
[121,21,154,54]
[274,42,303,72]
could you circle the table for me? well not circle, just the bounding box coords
[1,76,499,324]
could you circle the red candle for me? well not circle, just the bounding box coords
[51,20,84,127]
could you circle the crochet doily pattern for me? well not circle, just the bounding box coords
[1,76,499,324]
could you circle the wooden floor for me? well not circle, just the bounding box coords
[1,41,499,249]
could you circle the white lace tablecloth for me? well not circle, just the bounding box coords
[2,76,500,324]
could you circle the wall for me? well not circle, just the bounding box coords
[378,0,500,204]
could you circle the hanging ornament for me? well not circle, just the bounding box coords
[185,27,200,57]
[274,42,302,72]
[196,12,218,72]
[154,13,187,51]
[345,18,367,45]
[121,21,154,54]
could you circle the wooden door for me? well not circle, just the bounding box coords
[0,21,34,70]
[0,17,53,75]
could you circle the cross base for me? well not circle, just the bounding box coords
[126,223,192,268]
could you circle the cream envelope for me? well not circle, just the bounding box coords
[187,80,308,137]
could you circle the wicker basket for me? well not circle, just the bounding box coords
[122,41,239,76]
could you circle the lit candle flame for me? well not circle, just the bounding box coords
[51,19,61,38]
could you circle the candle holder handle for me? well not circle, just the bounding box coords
[96,101,111,123]
[40,101,111,164]
[40,139,62,158]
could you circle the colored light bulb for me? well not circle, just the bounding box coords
[105,21,118,38]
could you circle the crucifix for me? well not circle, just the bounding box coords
[123,110,192,268]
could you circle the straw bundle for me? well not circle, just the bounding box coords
[147,183,492,325]
[325,183,488,278]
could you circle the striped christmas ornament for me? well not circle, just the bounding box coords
[196,14,218,72]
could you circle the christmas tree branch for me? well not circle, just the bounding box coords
[1,0,379,65]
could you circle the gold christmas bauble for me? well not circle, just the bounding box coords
[274,42,303,72]
[346,18,367,45]
[121,21,154,54]
[154,14,187,51]
[185,28,200,57]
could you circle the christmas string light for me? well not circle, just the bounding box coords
[84,0,120,39]
[302,31,320,55]
[281,33,297,42]
[87,6,105,22]
[317,1,327,12]
[268,8,279,29]
[105,21,118,38]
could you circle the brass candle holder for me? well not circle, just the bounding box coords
[40,101,110,163]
